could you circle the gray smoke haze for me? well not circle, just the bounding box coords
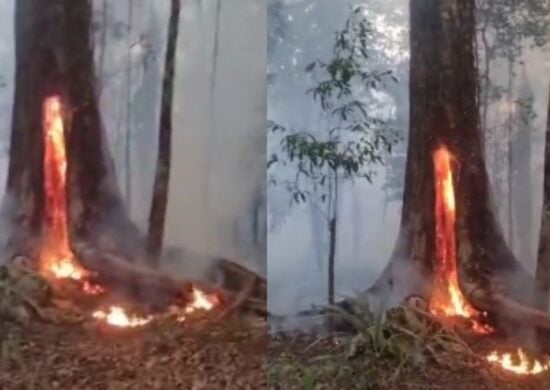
[95,0,267,278]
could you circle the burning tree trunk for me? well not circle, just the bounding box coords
[535,85,550,311]
[3,0,143,261]
[370,0,550,330]
[147,0,181,263]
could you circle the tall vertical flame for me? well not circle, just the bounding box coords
[40,96,218,328]
[429,146,491,333]
[41,96,88,280]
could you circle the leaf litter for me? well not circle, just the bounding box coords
[0,260,267,389]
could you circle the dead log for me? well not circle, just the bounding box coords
[73,244,266,316]
[215,258,266,299]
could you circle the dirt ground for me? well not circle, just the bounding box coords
[269,332,550,390]
[0,314,266,389]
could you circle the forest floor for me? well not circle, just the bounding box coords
[0,313,266,389]
[268,307,550,390]
[269,333,550,390]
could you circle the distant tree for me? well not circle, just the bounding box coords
[476,0,550,243]
[147,0,181,263]
[269,7,399,305]
[511,66,536,264]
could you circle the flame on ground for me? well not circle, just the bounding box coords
[94,288,219,328]
[429,146,492,334]
[41,96,90,282]
[185,288,219,314]
[486,349,550,375]
[93,306,152,328]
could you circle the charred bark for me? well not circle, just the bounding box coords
[3,0,142,260]
[147,0,181,263]
[371,0,535,317]
[535,86,550,311]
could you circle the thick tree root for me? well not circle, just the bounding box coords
[470,290,550,331]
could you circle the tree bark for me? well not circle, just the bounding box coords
[535,85,550,311]
[3,0,142,261]
[147,0,181,262]
[328,217,336,306]
[370,0,534,315]
[506,58,515,249]
[125,0,134,210]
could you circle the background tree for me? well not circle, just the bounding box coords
[147,0,181,262]
[511,66,536,267]
[476,0,550,249]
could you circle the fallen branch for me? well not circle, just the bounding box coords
[73,244,266,316]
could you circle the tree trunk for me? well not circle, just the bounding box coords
[370,0,534,315]
[147,0,181,262]
[506,58,515,249]
[98,0,108,94]
[3,0,142,261]
[328,217,336,306]
[512,66,534,268]
[535,85,550,311]
[125,0,134,210]
[327,171,339,306]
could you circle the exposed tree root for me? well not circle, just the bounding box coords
[470,289,550,331]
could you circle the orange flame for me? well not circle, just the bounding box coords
[93,288,218,327]
[41,98,219,327]
[429,146,491,334]
[185,288,219,314]
[40,96,90,281]
[93,306,152,328]
[486,349,550,375]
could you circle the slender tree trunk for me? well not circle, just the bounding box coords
[147,0,181,262]
[3,0,142,260]
[535,86,550,311]
[327,175,338,306]
[98,0,108,95]
[506,58,515,249]
[480,23,492,137]
[370,0,532,311]
[203,0,223,206]
[125,0,134,210]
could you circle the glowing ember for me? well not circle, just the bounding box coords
[93,306,152,328]
[486,349,550,375]
[41,96,90,281]
[429,146,492,334]
[185,288,218,314]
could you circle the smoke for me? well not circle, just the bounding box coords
[92,0,266,279]
[163,0,266,277]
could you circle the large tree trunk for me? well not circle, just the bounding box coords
[3,0,142,261]
[370,0,536,319]
[535,86,550,311]
[147,0,181,262]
